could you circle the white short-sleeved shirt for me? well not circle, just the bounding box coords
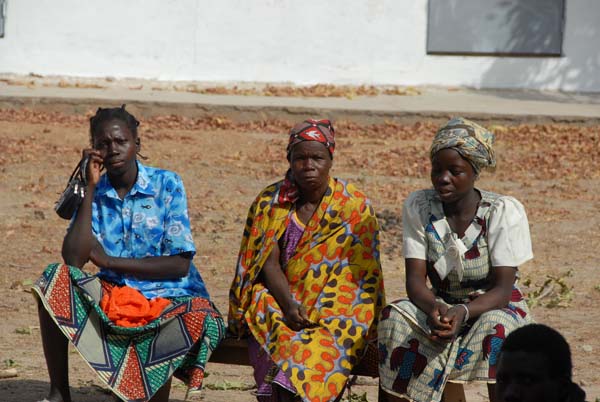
[403,189,533,268]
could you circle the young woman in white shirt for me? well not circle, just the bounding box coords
[378,117,533,402]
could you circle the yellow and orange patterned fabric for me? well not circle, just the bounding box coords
[228,177,385,402]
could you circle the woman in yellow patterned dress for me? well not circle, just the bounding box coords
[378,118,534,402]
[228,119,385,402]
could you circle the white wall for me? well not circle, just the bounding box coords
[0,0,599,92]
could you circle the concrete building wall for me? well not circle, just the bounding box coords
[0,0,598,92]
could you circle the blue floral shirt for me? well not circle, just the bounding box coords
[90,161,209,299]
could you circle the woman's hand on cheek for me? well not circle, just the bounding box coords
[82,149,104,186]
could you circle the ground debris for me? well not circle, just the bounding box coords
[0,368,18,379]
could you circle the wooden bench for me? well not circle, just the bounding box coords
[209,337,468,402]
[209,336,378,377]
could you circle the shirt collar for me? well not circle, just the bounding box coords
[430,187,490,222]
[95,161,156,199]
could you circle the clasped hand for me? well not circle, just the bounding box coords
[282,300,314,331]
[426,302,467,342]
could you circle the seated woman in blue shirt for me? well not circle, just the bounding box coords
[33,105,225,402]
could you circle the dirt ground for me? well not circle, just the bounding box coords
[0,108,599,402]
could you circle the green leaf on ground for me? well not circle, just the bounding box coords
[525,270,574,308]
[204,380,255,391]
[342,392,369,402]
[15,327,31,335]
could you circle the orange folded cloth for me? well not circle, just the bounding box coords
[100,285,171,327]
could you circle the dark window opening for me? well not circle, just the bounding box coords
[427,0,565,56]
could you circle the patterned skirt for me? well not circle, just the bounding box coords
[378,297,532,402]
[32,263,226,402]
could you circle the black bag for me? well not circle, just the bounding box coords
[55,156,88,220]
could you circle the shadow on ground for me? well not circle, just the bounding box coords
[0,379,187,402]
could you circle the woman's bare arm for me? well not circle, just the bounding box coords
[436,266,516,340]
[89,238,190,279]
[260,242,311,330]
[405,258,452,338]
[61,151,103,267]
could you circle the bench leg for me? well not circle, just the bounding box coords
[442,382,466,402]
[488,383,497,402]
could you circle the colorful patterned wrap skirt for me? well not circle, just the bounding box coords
[378,295,532,402]
[33,263,226,402]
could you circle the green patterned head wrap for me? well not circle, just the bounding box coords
[430,117,496,173]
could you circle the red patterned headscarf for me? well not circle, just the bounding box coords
[286,119,335,160]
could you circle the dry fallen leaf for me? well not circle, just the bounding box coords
[0,368,18,379]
